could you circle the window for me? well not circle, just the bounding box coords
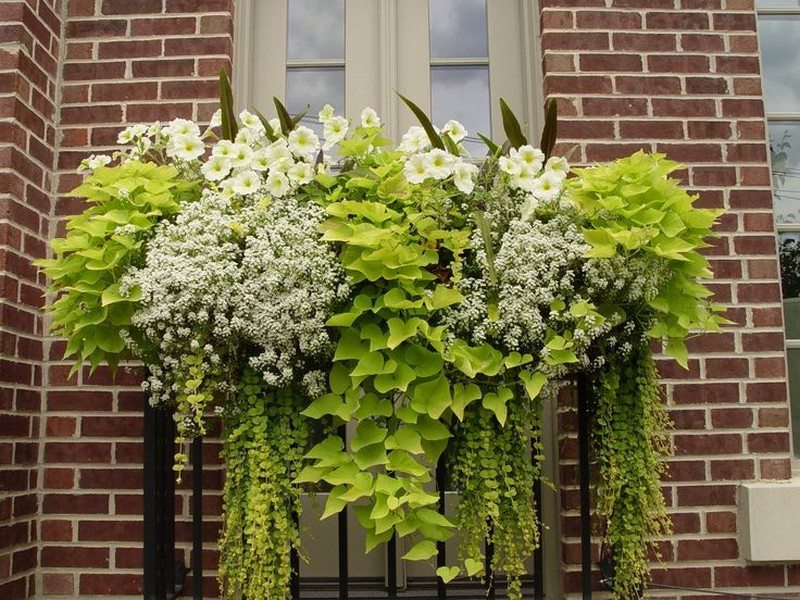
[757,1,800,458]
[234,0,541,152]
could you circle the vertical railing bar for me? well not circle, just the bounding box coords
[387,535,397,599]
[165,410,176,598]
[485,526,495,600]
[291,511,300,600]
[192,436,203,599]
[337,424,349,600]
[577,374,592,600]
[435,456,447,600]
[157,405,167,599]
[143,399,157,599]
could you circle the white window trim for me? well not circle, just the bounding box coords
[234,0,545,144]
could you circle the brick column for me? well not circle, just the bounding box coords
[0,0,62,597]
[39,1,233,596]
[540,0,793,595]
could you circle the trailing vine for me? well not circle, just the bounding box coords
[593,344,672,598]
[448,394,542,599]
[220,369,310,599]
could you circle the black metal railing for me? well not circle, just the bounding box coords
[142,374,594,600]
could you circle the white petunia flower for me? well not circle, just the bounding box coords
[520,196,538,221]
[288,125,319,157]
[212,139,235,160]
[219,178,235,198]
[453,161,478,194]
[288,162,314,186]
[404,153,431,184]
[425,149,454,180]
[512,163,538,193]
[318,104,335,123]
[514,145,545,170]
[80,154,112,173]
[231,169,261,196]
[209,109,222,128]
[399,126,431,154]
[545,155,569,178]
[441,120,467,143]
[499,156,521,176]
[169,134,205,161]
[266,170,290,197]
[264,139,292,165]
[250,148,271,172]
[268,118,281,137]
[323,116,349,149]
[239,110,261,130]
[201,155,232,181]
[164,118,199,139]
[360,107,381,128]
[529,171,563,202]
[235,128,255,146]
[117,127,135,144]
[230,143,254,169]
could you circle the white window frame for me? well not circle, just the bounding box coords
[234,0,544,144]
[757,3,800,463]
[233,1,558,593]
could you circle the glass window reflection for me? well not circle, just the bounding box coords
[770,122,800,225]
[431,66,491,157]
[287,0,345,61]
[286,67,345,131]
[429,0,488,59]
[757,16,800,113]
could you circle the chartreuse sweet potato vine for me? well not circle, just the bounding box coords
[38,71,727,599]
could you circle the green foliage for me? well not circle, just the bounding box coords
[448,397,542,599]
[220,370,310,599]
[35,161,199,373]
[593,344,672,598]
[568,152,728,367]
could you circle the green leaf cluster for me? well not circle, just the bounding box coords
[568,151,728,366]
[36,161,199,373]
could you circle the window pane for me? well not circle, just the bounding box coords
[429,0,488,59]
[758,15,800,113]
[786,348,800,457]
[771,122,800,224]
[780,234,800,328]
[757,0,800,7]
[286,67,344,131]
[431,66,490,157]
[287,0,345,61]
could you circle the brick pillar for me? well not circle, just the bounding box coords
[39,1,233,596]
[0,0,62,597]
[540,0,793,595]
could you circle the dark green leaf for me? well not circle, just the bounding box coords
[218,69,238,141]
[540,97,558,160]
[397,92,445,150]
[499,98,527,149]
[477,133,500,155]
[253,107,278,143]
[291,104,310,127]
[274,97,294,136]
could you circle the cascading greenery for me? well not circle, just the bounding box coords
[38,73,729,599]
[220,370,310,599]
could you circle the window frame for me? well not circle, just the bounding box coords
[757,3,800,463]
[234,0,544,145]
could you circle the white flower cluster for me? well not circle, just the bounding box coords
[232,196,349,390]
[398,121,478,194]
[498,146,569,208]
[124,189,347,405]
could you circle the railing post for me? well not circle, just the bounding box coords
[337,424,349,600]
[435,456,447,600]
[191,436,203,599]
[577,374,592,600]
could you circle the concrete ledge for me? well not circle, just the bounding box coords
[739,479,800,562]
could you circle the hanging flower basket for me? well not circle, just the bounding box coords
[37,72,727,600]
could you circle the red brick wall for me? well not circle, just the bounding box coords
[0,0,62,597]
[41,0,233,596]
[0,0,794,597]
[540,0,795,595]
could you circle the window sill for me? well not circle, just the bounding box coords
[739,479,800,561]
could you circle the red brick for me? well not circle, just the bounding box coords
[747,432,790,453]
[682,33,725,52]
[706,510,737,533]
[760,458,792,480]
[101,0,163,14]
[44,442,111,464]
[41,493,108,514]
[615,75,680,95]
[619,119,683,139]
[715,565,786,587]
[742,332,785,352]
[130,16,197,35]
[717,56,761,75]
[41,546,108,568]
[79,574,142,595]
[582,97,648,117]
[613,32,676,51]
[677,538,738,560]
[576,10,641,29]
[652,98,716,117]
[710,458,754,480]
[710,407,753,428]
[713,12,757,31]
[646,12,710,30]
[541,32,610,51]
[672,383,739,405]
[648,54,710,73]
[98,39,162,59]
[685,76,728,94]
[674,433,742,455]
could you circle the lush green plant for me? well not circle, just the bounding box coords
[220,369,310,599]
[35,161,199,373]
[567,152,727,366]
[594,344,671,597]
